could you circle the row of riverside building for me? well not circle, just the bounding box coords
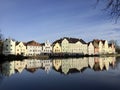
[2,37,115,56]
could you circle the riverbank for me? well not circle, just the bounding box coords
[100,54,120,57]
[0,53,120,62]
[49,53,99,59]
[0,54,49,61]
[0,54,28,60]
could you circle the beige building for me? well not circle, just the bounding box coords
[52,37,87,54]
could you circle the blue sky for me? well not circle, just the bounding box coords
[0,0,120,44]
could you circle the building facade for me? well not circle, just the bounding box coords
[3,38,16,55]
[88,42,94,55]
[92,39,115,55]
[53,42,62,53]
[27,40,42,56]
[15,42,27,56]
[52,37,88,54]
[41,40,52,54]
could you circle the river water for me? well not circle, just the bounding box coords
[0,57,120,90]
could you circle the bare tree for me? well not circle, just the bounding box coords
[0,30,4,54]
[0,30,4,41]
[97,0,120,22]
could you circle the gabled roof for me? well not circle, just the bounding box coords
[40,43,45,46]
[15,41,27,46]
[27,40,41,46]
[108,43,112,47]
[23,42,27,46]
[92,39,101,48]
[53,37,87,45]
[88,41,93,46]
[16,41,20,45]
[102,40,106,45]
[93,39,100,44]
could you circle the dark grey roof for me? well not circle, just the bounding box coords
[53,37,87,45]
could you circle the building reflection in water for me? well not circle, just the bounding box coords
[25,59,42,73]
[0,57,116,76]
[15,60,27,73]
[1,61,15,76]
[53,57,116,74]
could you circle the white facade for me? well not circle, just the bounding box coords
[27,41,42,56]
[42,40,52,53]
[3,38,16,55]
[88,42,94,55]
[27,46,42,56]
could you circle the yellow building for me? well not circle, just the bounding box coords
[15,42,27,56]
[53,42,62,53]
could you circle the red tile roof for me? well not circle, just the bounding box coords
[27,40,41,46]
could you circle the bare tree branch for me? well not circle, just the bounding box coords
[97,0,120,22]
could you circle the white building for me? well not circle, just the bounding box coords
[88,42,94,55]
[3,38,16,55]
[26,40,42,56]
[41,40,52,54]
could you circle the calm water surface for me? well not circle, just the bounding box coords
[0,57,120,90]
